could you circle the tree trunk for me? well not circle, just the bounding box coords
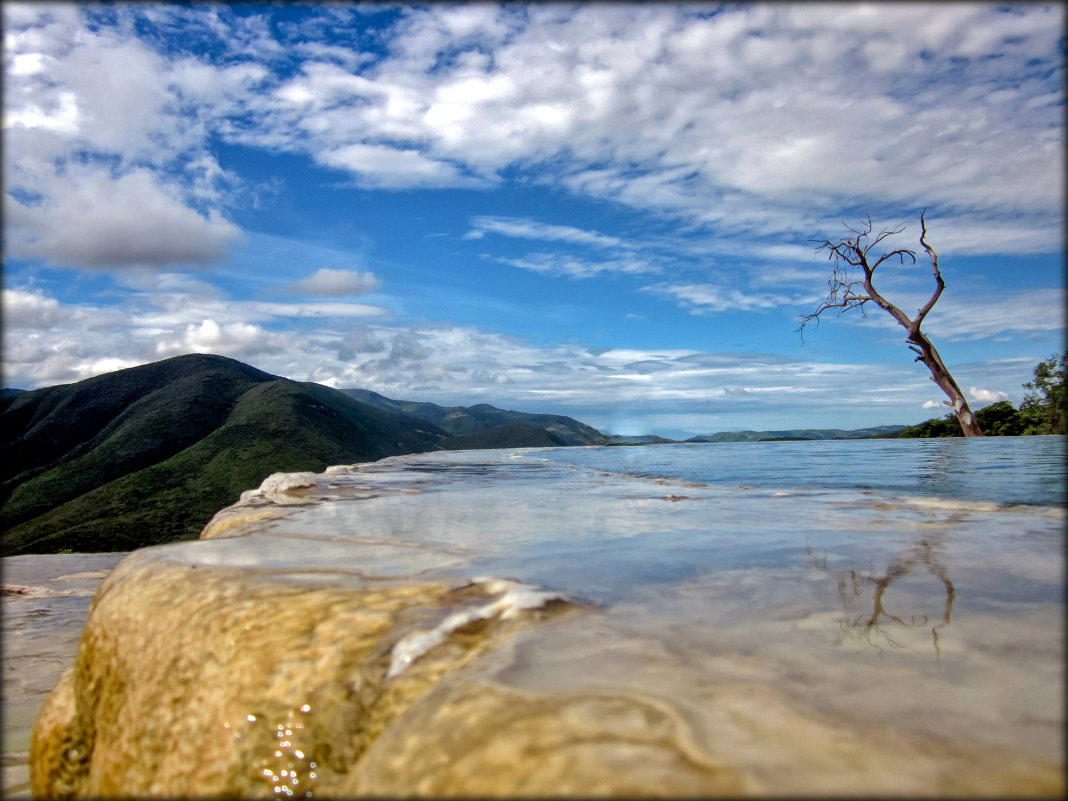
[908,328,983,437]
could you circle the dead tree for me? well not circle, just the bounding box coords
[798,211,983,436]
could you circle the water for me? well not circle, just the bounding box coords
[22,438,1068,794]
[2,552,130,796]
[541,436,1067,507]
[328,439,1060,776]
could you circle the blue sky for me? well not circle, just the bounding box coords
[3,2,1064,438]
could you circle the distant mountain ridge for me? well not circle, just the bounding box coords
[602,434,678,446]
[685,425,908,442]
[341,389,607,446]
[0,354,456,555]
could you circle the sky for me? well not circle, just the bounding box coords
[2,2,1064,439]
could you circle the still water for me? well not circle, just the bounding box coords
[543,436,1067,507]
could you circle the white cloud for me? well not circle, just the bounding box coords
[914,216,1065,257]
[2,288,61,329]
[77,356,142,377]
[117,272,390,332]
[131,4,1067,246]
[52,38,170,154]
[4,89,79,132]
[925,290,1067,341]
[495,253,659,279]
[2,5,255,269]
[4,7,179,158]
[3,3,1063,269]
[279,269,382,298]
[641,283,800,314]
[4,167,244,268]
[969,387,1010,404]
[247,302,388,320]
[154,319,284,360]
[317,144,479,189]
[0,286,146,387]
[465,216,627,249]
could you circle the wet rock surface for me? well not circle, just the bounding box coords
[32,559,583,798]
[26,448,1066,797]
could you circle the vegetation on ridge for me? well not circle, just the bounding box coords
[341,388,605,445]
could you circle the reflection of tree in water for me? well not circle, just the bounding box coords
[807,537,955,664]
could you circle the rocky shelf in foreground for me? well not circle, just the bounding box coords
[31,448,1064,797]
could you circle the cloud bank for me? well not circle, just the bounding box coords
[3,280,1051,436]
[4,3,1063,270]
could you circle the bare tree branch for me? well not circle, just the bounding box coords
[912,210,945,331]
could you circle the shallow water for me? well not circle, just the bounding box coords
[2,552,130,796]
[170,441,1066,769]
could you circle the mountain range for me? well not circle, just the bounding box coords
[684,426,907,442]
[1,353,912,556]
[340,388,605,445]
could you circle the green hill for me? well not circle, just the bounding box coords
[341,389,607,445]
[0,355,449,556]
